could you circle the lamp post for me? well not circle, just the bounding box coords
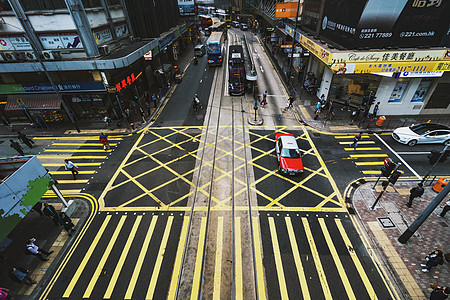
[287,0,302,86]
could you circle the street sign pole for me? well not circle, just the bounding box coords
[371,163,401,210]
[420,144,449,185]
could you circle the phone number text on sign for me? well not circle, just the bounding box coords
[359,32,393,39]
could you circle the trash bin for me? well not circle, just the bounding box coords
[376,116,386,127]
[432,178,448,193]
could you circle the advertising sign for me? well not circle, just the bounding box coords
[0,82,106,94]
[178,0,195,16]
[300,35,332,64]
[93,28,113,45]
[388,81,409,103]
[275,2,300,19]
[331,61,440,74]
[115,23,129,38]
[331,49,447,64]
[320,0,450,49]
[397,71,444,78]
[411,80,432,102]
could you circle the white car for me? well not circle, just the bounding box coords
[392,123,450,146]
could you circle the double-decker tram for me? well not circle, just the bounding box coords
[216,12,231,28]
[208,21,225,33]
[206,32,224,66]
[228,45,245,95]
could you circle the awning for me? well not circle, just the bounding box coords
[5,94,61,111]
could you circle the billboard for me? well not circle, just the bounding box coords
[275,2,300,19]
[178,0,195,16]
[320,0,450,49]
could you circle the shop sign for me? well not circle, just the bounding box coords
[300,35,332,64]
[144,50,153,61]
[107,87,117,93]
[0,82,106,94]
[72,97,81,103]
[159,33,175,50]
[275,2,300,19]
[93,28,113,45]
[115,23,129,38]
[115,71,142,93]
[330,61,441,74]
[267,27,275,32]
[397,71,444,78]
[38,33,84,50]
[331,49,447,65]
[281,44,292,48]
[0,36,32,51]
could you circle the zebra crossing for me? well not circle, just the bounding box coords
[44,211,392,299]
[34,134,123,194]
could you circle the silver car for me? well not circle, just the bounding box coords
[392,123,450,146]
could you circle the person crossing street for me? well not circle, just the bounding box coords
[17,131,34,148]
[64,159,79,180]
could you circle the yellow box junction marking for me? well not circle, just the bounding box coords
[213,217,224,300]
[235,217,243,300]
[268,217,288,300]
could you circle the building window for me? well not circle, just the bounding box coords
[411,79,432,103]
[329,74,381,105]
[388,79,410,103]
[20,0,67,11]
[0,0,12,11]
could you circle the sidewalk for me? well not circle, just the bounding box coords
[351,181,449,299]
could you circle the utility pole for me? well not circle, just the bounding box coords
[398,182,450,244]
[371,163,401,210]
[287,0,302,86]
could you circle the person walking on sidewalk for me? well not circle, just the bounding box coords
[287,95,295,109]
[437,200,450,218]
[406,183,424,208]
[10,140,24,156]
[43,203,59,226]
[31,201,44,219]
[372,102,380,119]
[342,97,351,111]
[261,91,268,107]
[421,250,444,272]
[351,107,361,124]
[25,238,53,261]
[64,159,78,180]
[8,267,36,285]
[429,285,449,300]
[17,131,34,148]
[59,212,75,236]
[350,133,362,151]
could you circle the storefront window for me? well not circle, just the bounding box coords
[69,94,108,119]
[329,73,381,105]
[388,79,410,103]
[411,79,432,103]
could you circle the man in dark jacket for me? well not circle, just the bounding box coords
[17,131,34,148]
[406,183,424,208]
[43,203,59,226]
[9,267,36,285]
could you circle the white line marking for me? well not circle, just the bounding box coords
[260,65,264,73]
[397,152,431,155]
[374,133,422,180]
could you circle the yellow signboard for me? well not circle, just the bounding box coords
[330,61,441,74]
[275,2,300,18]
[300,35,332,64]
[331,49,447,65]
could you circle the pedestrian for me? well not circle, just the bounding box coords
[152,93,157,106]
[145,102,151,116]
[8,267,36,285]
[421,250,444,272]
[59,212,75,236]
[436,200,450,218]
[406,183,424,208]
[31,201,44,219]
[325,99,334,119]
[104,116,112,128]
[351,107,361,123]
[17,131,34,148]
[372,102,380,119]
[350,133,362,151]
[10,139,24,156]
[43,203,59,226]
[320,94,326,106]
[25,238,53,261]
[64,159,78,180]
[429,285,449,300]
[342,97,351,111]
[139,107,146,122]
[261,91,267,106]
[158,88,162,100]
[0,287,11,299]
[315,101,322,114]
[287,95,294,109]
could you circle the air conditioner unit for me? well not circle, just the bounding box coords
[41,50,61,60]
[99,44,110,55]
[24,51,37,61]
[2,52,15,61]
[13,51,27,61]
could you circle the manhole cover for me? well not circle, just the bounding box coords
[377,217,396,228]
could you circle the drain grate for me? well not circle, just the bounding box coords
[377,217,396,229]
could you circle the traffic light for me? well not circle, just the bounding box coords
[362,96,368,106]
[428,150,441,165]
[439,150,449,162]
[389,171,401,184]
[368,94,376,106]
[381,161,396,177]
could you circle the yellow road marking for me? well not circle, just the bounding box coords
[104,216,142,299]
[299,105,312,119]
[52,179,89,184]
[355,162,384,166]
[125,216,158,299]
[167,216,190,300]
[336,220,378,299]
[350,154,388,158]
[45,189,81,195]
[37,155,107,159]
[63,215,111,298]
[344,147,382,151]
[252,216,267,300]
[319,218,355,299]
[51,143,117,146]
[334,135,370,139]
[101,206,347,213]
[84,215,126,298]
[285,217,310,300]
[339,141,375,145]
[213,217,224,300]
[363,170,404,175]
[147,216,174,299]
[48,171,95,175]
[268,217,288,300]
[235,217,243,300]
[302,217,332,300]
[191,217,208,300]
[42,163,101,167]
[34,136,123,140]
[44,149,111,152]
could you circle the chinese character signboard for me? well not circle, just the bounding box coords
[115,72,142,93]
[275,2,300,19]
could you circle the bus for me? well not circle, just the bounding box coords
[228,45,245,95]
[198,15,213,29]
[206,32,224,66]
[209,22,225,33]
[216,12,231,28]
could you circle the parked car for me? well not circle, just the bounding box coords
[392,123,450,146]
[275,133,303,175]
